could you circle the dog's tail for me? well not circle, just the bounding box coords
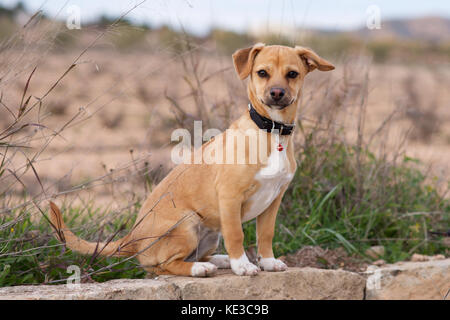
[49,201,134,257]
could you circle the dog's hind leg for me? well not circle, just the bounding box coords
[161,225,219,277]
[139,241,219,277]
[136,210,218,277]
[164,259,217,277]
[144,260,217,276]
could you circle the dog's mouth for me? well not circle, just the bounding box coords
[260,98,295,110]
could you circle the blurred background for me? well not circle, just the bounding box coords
[0,1,448,285]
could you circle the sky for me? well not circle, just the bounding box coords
[1,0,450,35]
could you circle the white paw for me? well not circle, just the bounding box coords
[230,254,260,276]
[208,254,231,269]
[191,262,218,277]
[258,257,288,272]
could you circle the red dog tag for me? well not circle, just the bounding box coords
[277,143,283,152]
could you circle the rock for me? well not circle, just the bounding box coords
[365,259,450,300]
[443,238,450,248]
[372,259,386,266]
[365,246,385,259]
[411,253,446,262]
[0,279,181,300]
[411,253,431,262]
[0,279,180,300]
[4,260,448,300]
[366,265,379,272]
[0,267,366,300]
[161,268,365,300]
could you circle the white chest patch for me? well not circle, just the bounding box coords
[242,141,294,223]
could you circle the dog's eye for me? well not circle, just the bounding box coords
[257,70,268,78]
[287,71,299,79]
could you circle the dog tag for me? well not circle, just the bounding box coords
[277,143,283,151]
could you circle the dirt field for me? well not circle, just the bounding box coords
[1,46,449,206]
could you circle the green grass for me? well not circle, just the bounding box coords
[1,141,449,287]
[0,205,146,287]
[244,142,449,262]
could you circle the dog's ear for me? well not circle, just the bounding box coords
[295,46,335,72]
[232,43,265,80]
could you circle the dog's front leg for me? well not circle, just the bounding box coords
[256,188,288,272]
[219,197,260,276]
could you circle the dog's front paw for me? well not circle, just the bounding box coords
[230,254,260,276]
[258,257,288,272]
[191,262,218,277]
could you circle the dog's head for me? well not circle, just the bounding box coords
[233,43,334,119]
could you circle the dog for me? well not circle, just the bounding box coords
[49,43,334,277]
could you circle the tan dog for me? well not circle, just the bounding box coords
[49,44,334,277]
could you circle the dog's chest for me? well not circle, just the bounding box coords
[242,145,294,223]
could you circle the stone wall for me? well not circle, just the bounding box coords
[0,260,448,300]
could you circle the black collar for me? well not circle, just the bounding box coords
[248,104,295,135]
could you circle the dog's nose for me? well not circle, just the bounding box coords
[270,87,285,101]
